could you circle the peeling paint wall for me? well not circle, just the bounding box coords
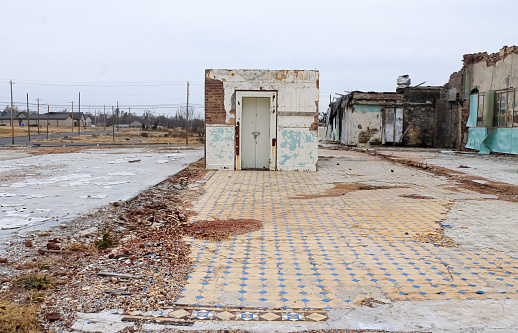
[205,125,235,169]
[205,69,319,170]
[277,128,317,171]
[347,105,381,145]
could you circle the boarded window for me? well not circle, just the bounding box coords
[494,90,510,127]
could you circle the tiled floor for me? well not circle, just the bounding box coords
[177,151,518,311]
[122,304,328,324]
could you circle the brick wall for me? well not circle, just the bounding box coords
[205,75,226,125]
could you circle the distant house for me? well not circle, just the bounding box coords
[0,111,37,126]
[0,111,23,126]
[42,112,88,127]
[130,120,143,128]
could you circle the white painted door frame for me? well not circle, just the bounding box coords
[236,91,277,171]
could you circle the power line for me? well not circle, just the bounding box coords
[1,79,206,87]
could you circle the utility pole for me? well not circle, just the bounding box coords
[36,98,41,134]
[10,80,14,145]
[186,81,189,145]
[70,101,74,132]
[116,101,119,132]
[46,105,49,140]
[78,92,81,136]
[27,93,30,143]
[103,105,106,130]
[112,106,115,141]
[95,109,97,128]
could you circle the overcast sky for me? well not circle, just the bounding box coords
[1,0,517,117]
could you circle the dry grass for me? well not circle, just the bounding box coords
[0,301,40,332]
[41,128,204,145]
[63,242,97,252]
[0,125,99,138]
[188,158,206,170]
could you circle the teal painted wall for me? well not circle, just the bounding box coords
[479,128,518,154]
[465,127,487,150]
[353,105,381,113]
[467,95,478,127]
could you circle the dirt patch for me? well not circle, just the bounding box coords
[184,219,263,242]
[356,297,388,307]
[413,229,458,247]
[291,182,407,199]
[27,146,93,155]
[400,194,433,199]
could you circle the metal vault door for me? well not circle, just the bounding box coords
[236,91,277,171]
[242,97,270,169]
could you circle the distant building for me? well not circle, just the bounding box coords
[42,112,89,127]
[0,111,24,126]
[130,120,143,128]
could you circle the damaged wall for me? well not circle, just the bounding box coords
[435,70,464,149]
[463,46,518,154]
[402,87,441,147]
[205,69,319,171]
[348,104,381,145]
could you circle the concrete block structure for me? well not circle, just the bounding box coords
[205,69,319,171]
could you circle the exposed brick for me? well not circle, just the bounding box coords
[205,76,225,125]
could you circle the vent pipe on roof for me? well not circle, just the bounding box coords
[397,75,411,89]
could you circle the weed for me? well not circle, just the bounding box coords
[0,301,39,332]
[14,273,53,291]
[31,293,45,302]
[140,132,148,138]
[94,229,115,249]
[26,275,50,290]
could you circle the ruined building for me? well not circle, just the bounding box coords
[327,46,518,155]
[462,46,518,154]
[205,69,320,171]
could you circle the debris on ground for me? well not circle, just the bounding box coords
[0,160,212,331]
[413,229,458,247]
[400,194,433,199]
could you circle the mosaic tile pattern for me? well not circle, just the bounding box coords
[121,305,328,324]
[178,152,518,310]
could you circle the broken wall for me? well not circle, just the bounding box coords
[347,104,381,145]
[402,87,441,147]
[435,70,464,149]
[463,46,518,154]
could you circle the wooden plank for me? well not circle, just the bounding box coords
[97,272,142,279]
